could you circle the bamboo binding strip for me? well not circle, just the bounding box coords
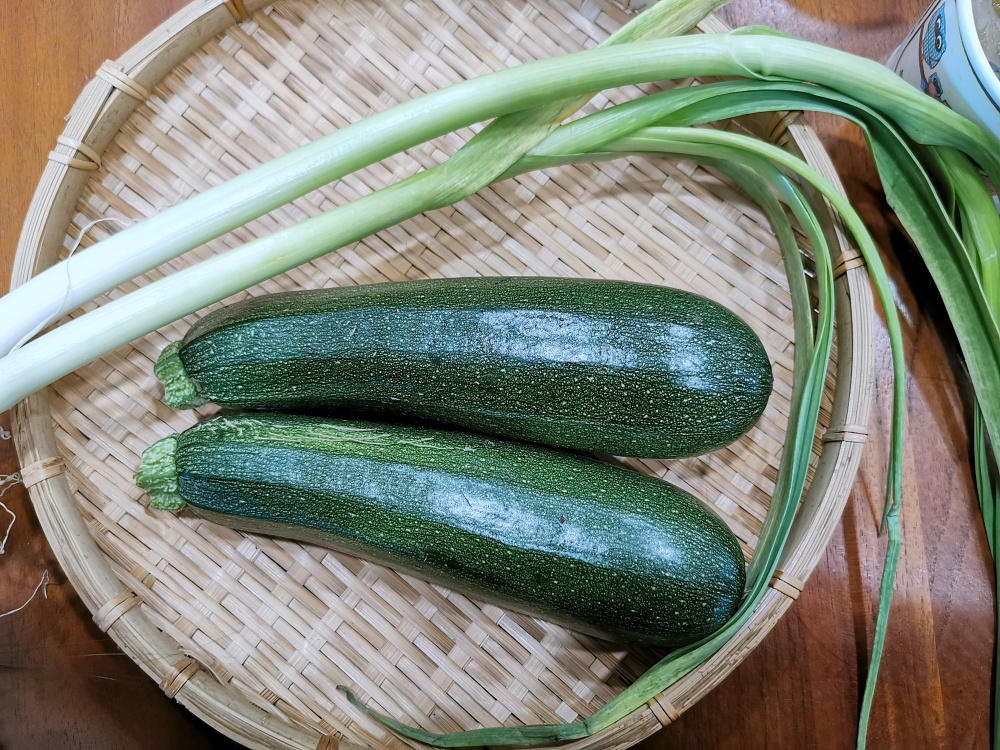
[10,2,875,749]
[19,456,66,488]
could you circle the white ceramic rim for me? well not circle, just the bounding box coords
[957,0,1000,105]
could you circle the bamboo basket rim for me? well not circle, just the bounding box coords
[9,1,875,748]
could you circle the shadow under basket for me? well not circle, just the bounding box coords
[10,1,875,748]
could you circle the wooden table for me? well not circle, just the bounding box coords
[0,0,993,747]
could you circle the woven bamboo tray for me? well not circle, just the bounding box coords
[10,1,875,748]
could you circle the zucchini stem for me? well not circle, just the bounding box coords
[136,436,186,511]
[154,341,207,410]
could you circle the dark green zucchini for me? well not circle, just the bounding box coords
[136,412,746,647]
[155,276,772,459]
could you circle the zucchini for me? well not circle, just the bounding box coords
[155,277,772,459]
[136,412,746,647]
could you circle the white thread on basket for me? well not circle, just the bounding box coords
[7,178,189,356]
[0,473,21,554]
[0,570,50,619]
[9,217,134,354]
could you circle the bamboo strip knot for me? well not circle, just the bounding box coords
[315,735,341,750]
[224,0,251,22]
[161,656,201,698]
[208,659,234,684]
[93,590,142,632]
[833,248,867,278]
[130,564,156,588]
[48,136,103,172]
[96,61,150,102]
[769,569,806,600]
[766,110,801,145]
[20,456,66,488]
[822,423,869,444]
[646,691,680,727]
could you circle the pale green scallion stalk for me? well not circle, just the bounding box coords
[2,26,997,383]
[1,75,852,743]
[0,0,725,358]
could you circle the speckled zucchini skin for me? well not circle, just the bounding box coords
[137,413,746,647]
[157,276,772,458]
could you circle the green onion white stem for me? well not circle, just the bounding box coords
[0,79,864,416]
[0,32,991,417]
[1,24,995,364]
[0,0,723,358]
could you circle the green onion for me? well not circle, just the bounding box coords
[0,28,994,415]
[0,0,727,358]
[1,16,995,372]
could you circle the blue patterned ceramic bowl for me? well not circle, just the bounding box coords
[888,0,1000,139]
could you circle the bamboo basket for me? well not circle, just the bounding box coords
[10,1,875,748]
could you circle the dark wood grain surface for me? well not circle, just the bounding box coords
[0,1,993,748]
